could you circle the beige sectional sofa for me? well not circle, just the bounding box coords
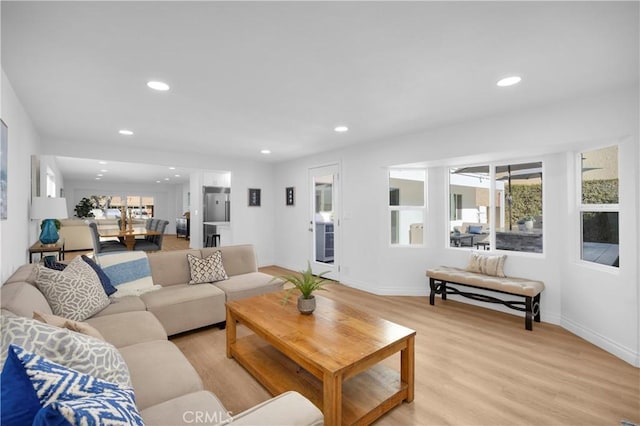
[0,244,323,425]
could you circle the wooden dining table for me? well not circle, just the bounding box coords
[99,226,161,251]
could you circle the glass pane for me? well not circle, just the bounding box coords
[581,212,619,267]
[495,162,543,253]
[389,170,425,207]
[581,145,618,204]
[448,166,490,249]
[314,174,334,263]
[391,210,424,245]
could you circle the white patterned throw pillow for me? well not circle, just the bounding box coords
[0,315,131,388]
[187,252,228,284]
[34,257,110,321]
[8,345,143,426]
[466,252,507,277]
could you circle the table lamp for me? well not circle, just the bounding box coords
[31,197,69,245]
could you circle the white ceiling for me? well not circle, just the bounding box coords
[2,1,638,183]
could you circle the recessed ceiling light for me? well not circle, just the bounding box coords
[496,76,522,87]
[164,177,170,181]
[99,161,108,165]
[97,174,103,177]
[147,80,170,91]
[334,126,349,133]
[169,167,176,170]
[174,174,181,177]
[119,129,134,136]
[260,149,271,155]
[156,180,161,183]
[95,177,101,180]
[100,169,108,173]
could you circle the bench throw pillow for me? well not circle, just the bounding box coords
[34,256,110,322]
[32,311,105,341]
[7,345,143,426]
[96,251,160,298]
[187,251,229,284]
[466,252,507,277]
[0,315,131,388]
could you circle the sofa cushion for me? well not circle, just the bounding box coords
[34,257,110,321]
[118,340,203,409]
[214,272,284,301]
[140,284,226,336]
[140,391,230,425]
[32,311,105,341]
[7,345,143,426]
[3,264,37,285]
[466,252,507,277]
[96,252,160,297]
[187,252,228,284]
[91,295,147,317]
[147,250,202,286]
[81,255,118,296]
[0,282,53,318]
[230,391,324,426]
[86,311,167,348]
[202,245,258,276]
[0,316,131,388]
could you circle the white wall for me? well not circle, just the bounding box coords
[0,71,42,282]
[274,86,639,366]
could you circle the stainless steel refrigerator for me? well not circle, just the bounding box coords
[203,186,230,223]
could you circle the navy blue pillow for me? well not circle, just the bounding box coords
[468,225,483,234]
[81,255,118,296]
[43,255,67,271]
[0,345,42,425]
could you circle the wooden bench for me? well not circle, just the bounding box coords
[426,266,545,330]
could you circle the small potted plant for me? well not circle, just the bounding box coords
[523,216,535,230]
[276,262,331,314]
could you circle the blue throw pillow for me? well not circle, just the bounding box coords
[81,255,118,296]
[468,225,483,234]
[8,345,143,426]
[0,345,42,426]
[43,255,67,271]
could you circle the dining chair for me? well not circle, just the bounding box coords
[133,219,169,252]
[88,222,127,254]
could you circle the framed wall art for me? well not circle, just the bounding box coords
[286,187,295,206]
[0,119,7,220]
[248,188,261,207]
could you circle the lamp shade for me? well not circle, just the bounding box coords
[30,197,69,220]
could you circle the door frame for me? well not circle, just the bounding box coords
[308,163,341,281]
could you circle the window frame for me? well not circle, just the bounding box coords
[388,168,427,247]
[576,145,620,269]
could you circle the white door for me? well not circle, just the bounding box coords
[309,164,340,280]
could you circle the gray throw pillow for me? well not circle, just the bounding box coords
[34,256,110,321]
[0,315,131,388]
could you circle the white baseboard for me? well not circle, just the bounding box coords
[561,317,640,368]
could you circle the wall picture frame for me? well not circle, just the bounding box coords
[248,188,261,207]
[0,119,7,220]
[286,186,295,206]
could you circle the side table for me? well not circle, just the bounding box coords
[29,240,65,264]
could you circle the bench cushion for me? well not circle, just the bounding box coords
[426,266,544,297]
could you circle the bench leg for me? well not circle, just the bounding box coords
[429,278,447,304]
[534,294,541,323]
[525,296,533,331]
[429,278,436,305]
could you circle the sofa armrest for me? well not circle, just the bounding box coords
[222,391,323,426]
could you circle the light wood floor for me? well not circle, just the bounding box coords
[172,265,639,426]
[68,242,639,424]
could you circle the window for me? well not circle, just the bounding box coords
[579,145,619,267]
[389,169,426,245]
[448,161,543,253]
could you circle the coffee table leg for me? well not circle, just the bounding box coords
[323,372,342,426]
[226,307,236,359]
[401,335,415,402]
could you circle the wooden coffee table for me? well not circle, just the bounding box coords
[226,291,416,426]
